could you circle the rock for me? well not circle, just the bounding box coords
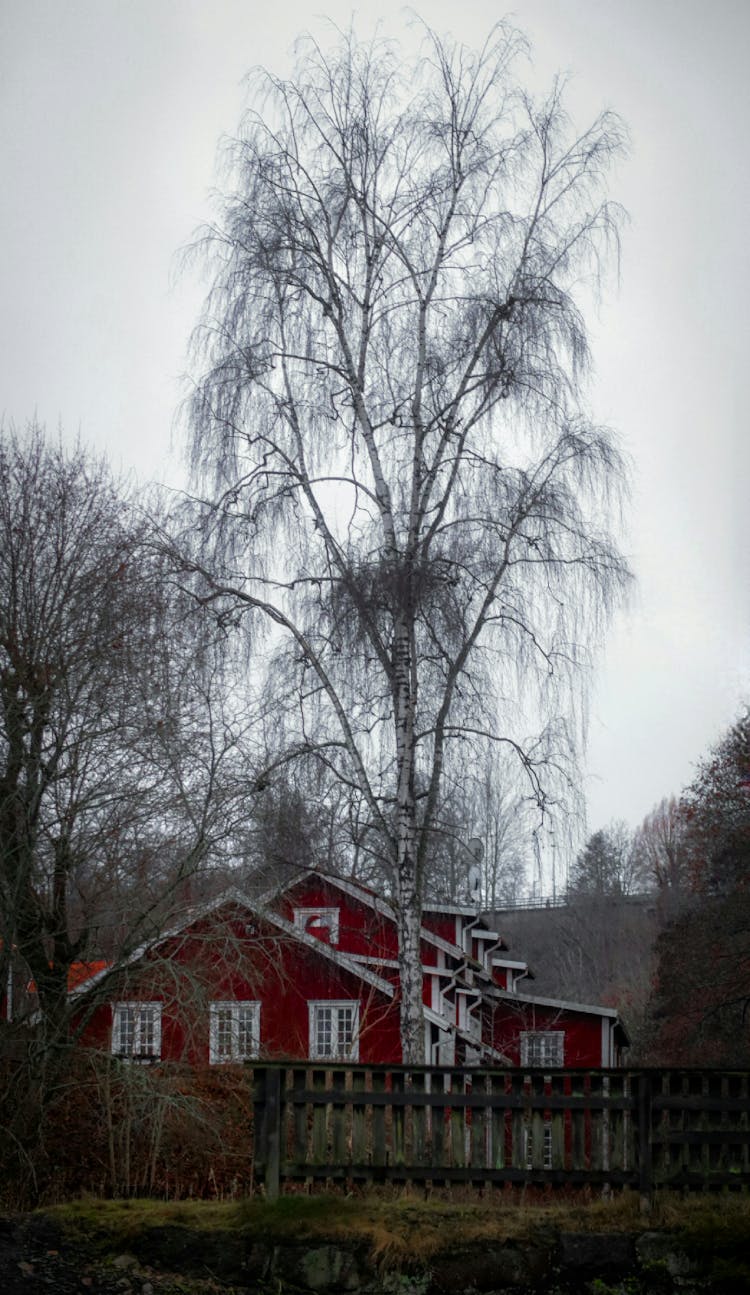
[636,1230,695,1278]
[431,1244,534,1290]
[112,1253,138,1270]
[559,1230,636,1278]
[275,1243,365,1292]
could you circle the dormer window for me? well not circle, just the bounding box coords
[293,907,340,945]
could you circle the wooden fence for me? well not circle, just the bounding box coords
[252,1064,750,1198]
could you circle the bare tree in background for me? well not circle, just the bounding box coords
[182,23,629,1061]
[632,795,689,910]
[0,426,160,1045]
[0,426,258,1051]
[420,745,532,906]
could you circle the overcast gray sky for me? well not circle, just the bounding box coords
[1,0,748,840]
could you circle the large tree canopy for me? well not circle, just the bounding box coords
[182,23,629,1060]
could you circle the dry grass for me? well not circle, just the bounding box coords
[44,1188,750,1266]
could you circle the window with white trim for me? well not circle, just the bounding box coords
[520,1030,564,1067]
[309,1000,359,1061]
[293,907,340,945]
[209,1001,260,1064]
[524,1119,553,1170]
[112,1002,162,1061]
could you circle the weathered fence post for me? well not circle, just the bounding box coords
[253,1065,282,1199]
[252,1065,267,1184]
[638,1071,653,1216]
[265,1065,282,1200]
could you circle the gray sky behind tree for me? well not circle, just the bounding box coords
[1,0,748,848]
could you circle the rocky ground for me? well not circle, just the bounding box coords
[2,1205,750,1294]
[0,1215,211,1295]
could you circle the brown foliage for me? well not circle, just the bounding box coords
[0,1045,255,1208]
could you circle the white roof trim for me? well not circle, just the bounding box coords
[490,988,620,1019]
[263,909,395,997]
[269,869,471,962]
[70,885,395,1001]
[422,903,481,917]
[345,953,401,969]
[69,886,257,997]
[253,868,311,908]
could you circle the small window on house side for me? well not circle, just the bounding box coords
[293,907,340,945]
[308,1000,359,1061]
[520,1030,564,1068]
[209,1001,260,1064]
[112,1002,162,1061]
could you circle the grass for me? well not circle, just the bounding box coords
[43,1189,750,1267]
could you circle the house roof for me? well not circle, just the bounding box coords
[255,868,506,963]
[27,959,110,994]
[69,886,395,1002]
[488,986,630,1047]
[67,960,110,991]
[490,986,621,1020]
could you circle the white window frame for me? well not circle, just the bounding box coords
[520,1030,565,1068]
[209,1000,260,1064]
[112,1001,162,1062]
[308,1000,360,1061]
[524,1119,553,1170]
[293,907,340,945]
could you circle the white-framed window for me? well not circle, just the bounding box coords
[309,1000,360,1061]
[520,1030,565,1067]
[293,907,340,945]
[209,1001,260,1064]
[524,1120,553,1170]
[112,1002,162,1061]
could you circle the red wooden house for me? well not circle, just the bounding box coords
[72,870,628,1068]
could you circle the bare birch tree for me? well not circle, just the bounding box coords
[182,24,630,1061]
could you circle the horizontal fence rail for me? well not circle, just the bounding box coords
[251,1065,750,1198]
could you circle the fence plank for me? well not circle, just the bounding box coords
[411,1071,427,1168]
[431,1072,447,1183]
[372,1069,386,1172]
[450,1071,466,1169]
[291,1068,308,1170]
[351,1068,367,1177]
[392,1071,406,1172]
[311,1068,328,1168]
[264,1066,281,1199]
[331,1067,347,1169]
[638,1071,653,1208]
[550,1074,565,1172]
[490,1073,506,1171]
[570,1071,586,1174]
